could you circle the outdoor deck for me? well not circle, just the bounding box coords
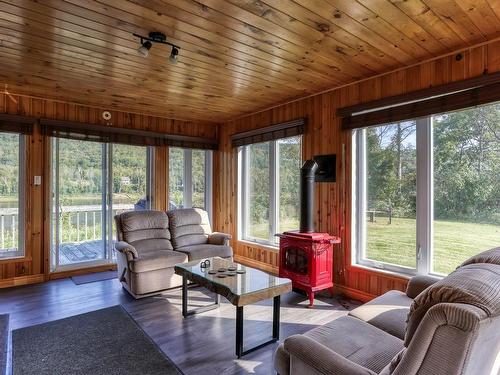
[0,240,107,266]
[58,240,109,266]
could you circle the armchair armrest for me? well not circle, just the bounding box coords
[284,335,376,375]
[114,241,138,260]
[406,275,441,299]
[208,232,232,246]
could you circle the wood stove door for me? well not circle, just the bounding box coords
[279,239,311,285]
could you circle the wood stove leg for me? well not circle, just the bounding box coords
[307,291,315,308]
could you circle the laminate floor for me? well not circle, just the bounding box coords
[0,278,360,375]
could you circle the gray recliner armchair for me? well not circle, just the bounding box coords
[114,209,232,299]
[275,247,500,375]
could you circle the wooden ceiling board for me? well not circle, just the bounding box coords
[453,0,500,36]
[388,0,467,47]
[0,0,499,122]
[127,0,372,80]
[1,0,321,90]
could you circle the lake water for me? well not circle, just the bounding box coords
[0,196,141,209]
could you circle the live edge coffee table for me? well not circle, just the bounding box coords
[174,257,292,358]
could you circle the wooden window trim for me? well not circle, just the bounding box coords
[38,118,218,150]
[339,72,500,130]
[231,117,306,147]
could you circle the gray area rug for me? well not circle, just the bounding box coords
[71,271,117,285]
[12,306,182,375]
[0,314,8,375]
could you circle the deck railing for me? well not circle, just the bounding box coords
[0,204,136,250]
[56,204,135,244]
[0,208,17,250]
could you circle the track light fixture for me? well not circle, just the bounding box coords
[137,40,152,57]
[169,46,179,64]
[133,32,180,62]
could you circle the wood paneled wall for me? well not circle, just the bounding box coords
[0,93,217,286]
[214,40,500,301]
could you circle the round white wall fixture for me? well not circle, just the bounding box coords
[102,111,112,121]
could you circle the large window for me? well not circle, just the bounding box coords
[239,136,302,245]
[168,148,212,215]
[0,132,25,259]
[51,138,152,270]
[353,103,500,275]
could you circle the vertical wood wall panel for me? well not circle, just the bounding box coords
[214,41,500,301]
[0,95,218,285]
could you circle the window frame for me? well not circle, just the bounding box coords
[352,117,437,276]
[169,148,213,220]
[50,138,154,272]
[239,136,302,247]
[0,133,26,260]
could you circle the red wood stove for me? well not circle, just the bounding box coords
[277,231,340,308]
[276,160,341,308]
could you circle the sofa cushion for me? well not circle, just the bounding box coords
[405,275,441,299]
[349,290,412,340]
[274,343,290,375]
[119,211,173,251]
[175,244,233,261]
[278,316,403,375]
[459,246,500,268]
[405,262,500,346]
[129,238,174,253]
[129,250,188,273]
[167,208,211,248]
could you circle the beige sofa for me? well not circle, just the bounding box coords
[275,247,500,375]
[114,208,232,298]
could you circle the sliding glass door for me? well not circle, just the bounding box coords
[51,139,152,271]
[110,144,152,245]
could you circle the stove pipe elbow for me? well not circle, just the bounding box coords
[300,160,318,233]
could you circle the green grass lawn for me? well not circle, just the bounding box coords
[249,218,300,240]
[250,216,499,275]
[367,217,499,274]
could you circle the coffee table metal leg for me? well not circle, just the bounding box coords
[236,306,244,358]
[272,295,280,339]
[235,295,281,358]
[182,274,220,318]
[182,274,188,318]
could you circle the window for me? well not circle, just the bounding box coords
[239,136,302,245]
[51,138,153,270]
[0,132,25,259]
[352,102,500,276]
[168,148,212,215]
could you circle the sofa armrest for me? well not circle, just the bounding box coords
[284,335,376,375]
[406,275,441,299]
[208,232,232,246]
[114,241,138,260]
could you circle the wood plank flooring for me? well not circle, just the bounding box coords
[0,278,360,375]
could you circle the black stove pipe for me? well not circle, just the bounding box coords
[300,160,318,233]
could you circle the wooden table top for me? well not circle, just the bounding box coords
[175,257,292,307]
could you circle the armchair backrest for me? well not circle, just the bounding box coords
[167,208,212,249]
[115,210,173,252]
[389,302,500,375]
[387,251,500,375]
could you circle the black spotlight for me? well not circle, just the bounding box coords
[169,46,179,63]
[133,32,180,63]
[137,40,152,57]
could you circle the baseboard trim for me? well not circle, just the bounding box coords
[0,274,45,288]
[49,264,117,280]
[234,255,279,275]
[334,284,377,303]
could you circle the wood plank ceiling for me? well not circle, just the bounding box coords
[0,0,499,122]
